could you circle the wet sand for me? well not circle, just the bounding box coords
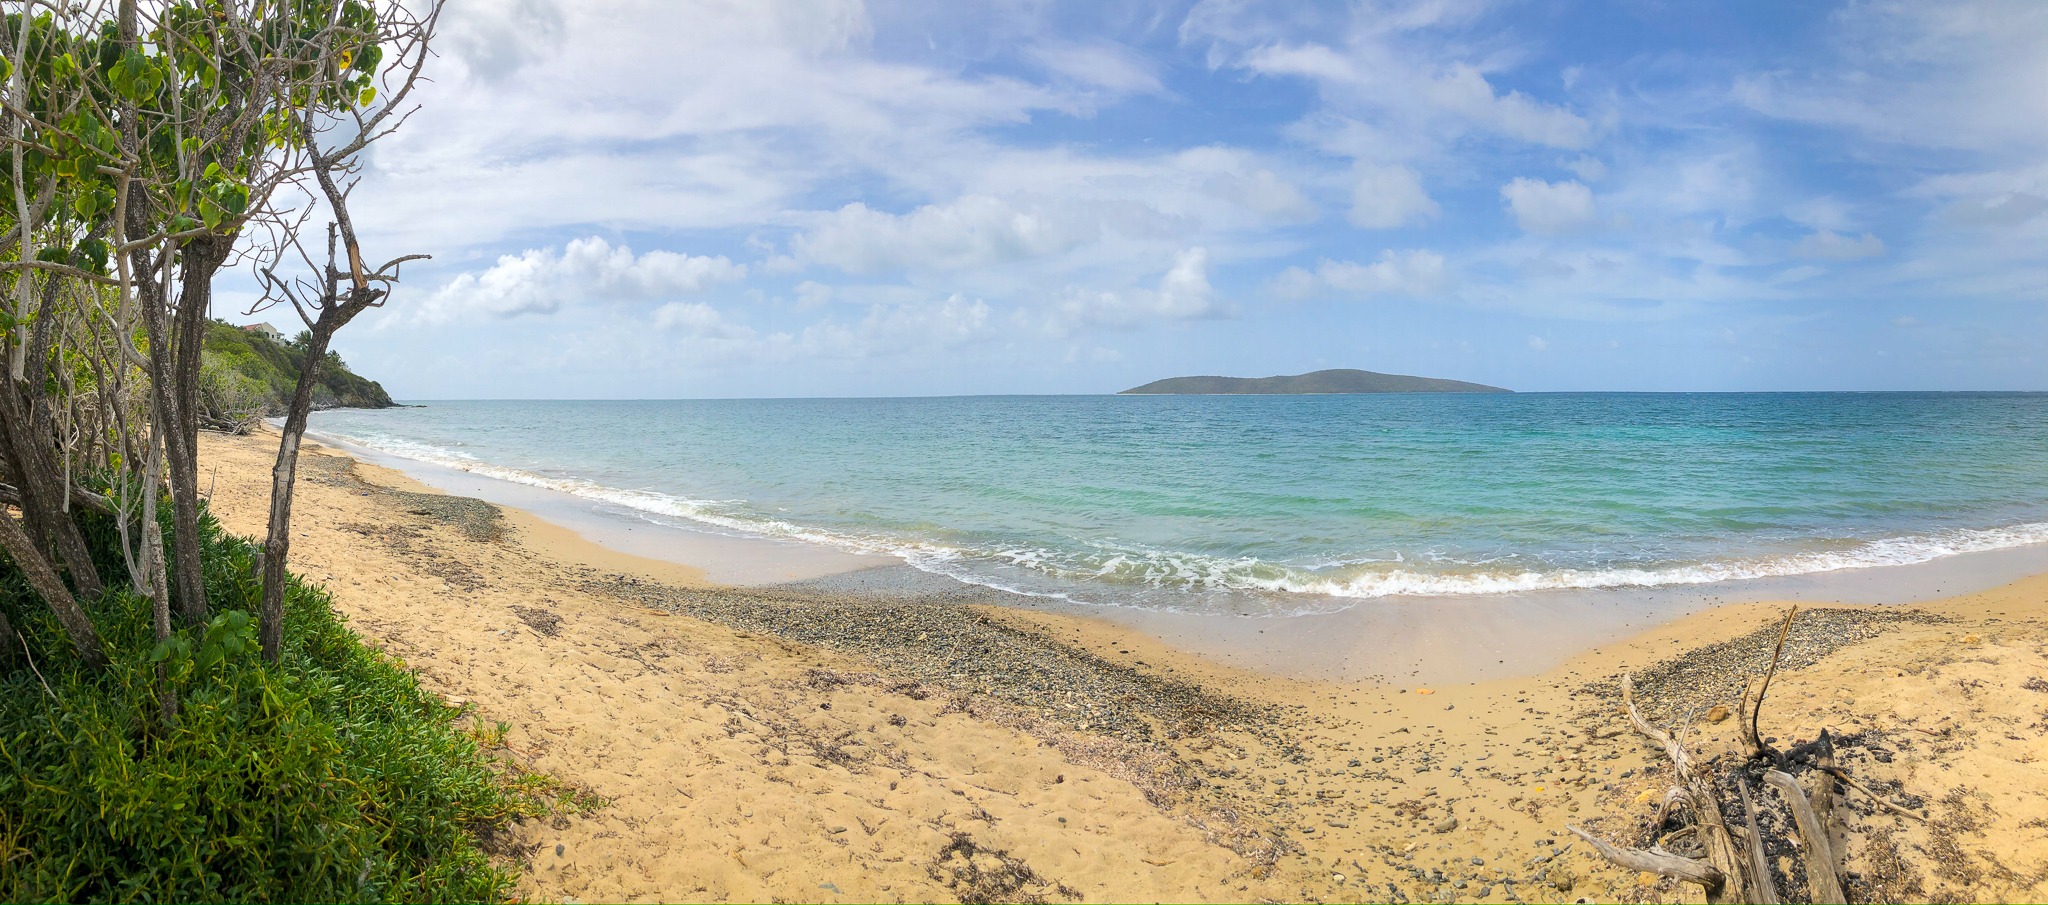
[203,427,2048,903]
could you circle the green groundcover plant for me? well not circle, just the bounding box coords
[0,508,541,902]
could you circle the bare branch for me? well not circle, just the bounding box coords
[1568,826,1725,890]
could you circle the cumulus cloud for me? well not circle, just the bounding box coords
[418,237,744,323]
[1500,178,1596,234]
[1349,165,1439,228]
[1273,250,1448,298]
[1041,248,1226,335]
[1791,230,1885,261]
[793,280,835,309]
[1202,166,1319,224]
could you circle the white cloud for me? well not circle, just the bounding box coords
[1025,40,1164,95]
[440,0,565,82]
[1783,196,1854,231]
[1230,44,1592,150]
[1500,177,1596,234]
[1562,155,1607,182]
[793,280,835,309]
[1274,250,1448,298]
[1349,165,1439,228]
[356,1,1077,252]
[1201,165,1319,224]
[418,237,744,323]
[1939,191,2048,227]
[1527,335,1549,351]
[652,301,752,338]
[1791,230,1885,261]
[794,196,1099,275]
[1735,2,2048,155]
[792,294,996,359]
[1041,248,1227,335]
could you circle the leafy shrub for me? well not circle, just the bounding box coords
[198,351,272,432]
[0,515,537,902]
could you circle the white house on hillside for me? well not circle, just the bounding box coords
[240,322,284,342]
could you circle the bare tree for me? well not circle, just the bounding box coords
[250,0,435,661]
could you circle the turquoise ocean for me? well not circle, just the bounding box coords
[307,393,2048,615]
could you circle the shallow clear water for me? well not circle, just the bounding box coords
[309,393,2048,614]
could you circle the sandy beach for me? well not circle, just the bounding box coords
[199,426,2048,904]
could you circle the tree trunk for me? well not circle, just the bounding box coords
[258,324,332,661]
[0,508,107,668]
[165,234,236,625]
[0,385,104,598]
[0,606,20,664]
[137,251,209,626]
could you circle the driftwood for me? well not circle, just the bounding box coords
[1571,606,1879,904]
[1568,674,1755,903]
[1741,605,1799,759]
[1820,765,1927,822]
[1733,775,1780,904]
[1765,769,1845,904]
[1567,826,1725,887]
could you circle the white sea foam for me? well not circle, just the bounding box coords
[315,428,2048,605]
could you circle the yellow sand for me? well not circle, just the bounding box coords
[200,427,2048,903]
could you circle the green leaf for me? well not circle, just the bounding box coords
[0,54,13,84]
[109,49,151,100]
[357,85,376,107]
[75,237,109,273]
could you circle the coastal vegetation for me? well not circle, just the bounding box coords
[200,319,395,432]
[0,1,528,898]
[0,512,544,900]
[1121,368,1511,394]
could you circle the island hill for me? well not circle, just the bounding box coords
[198,319,396,430]
[1120,368,1510,395]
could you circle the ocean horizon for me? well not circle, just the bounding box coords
[309,391,2048,616]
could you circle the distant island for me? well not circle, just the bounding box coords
[1120,368,1510,395]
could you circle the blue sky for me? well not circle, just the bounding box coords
[237,0,2048,397]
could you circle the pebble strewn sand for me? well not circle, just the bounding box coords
[202,427,2048,903]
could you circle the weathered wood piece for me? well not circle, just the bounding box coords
[1567,826,1726,888]
[1734,774,1780,904]
[1766,769,1846,904]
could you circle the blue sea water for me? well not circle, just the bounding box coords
[308,393,2048,614]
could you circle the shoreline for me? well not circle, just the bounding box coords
[201,427,2048,903]
[313,425,2048,686]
